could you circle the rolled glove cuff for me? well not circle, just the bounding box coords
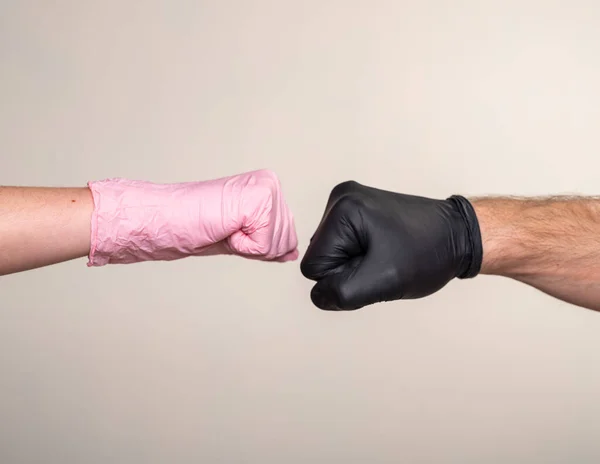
[447,195,483,279]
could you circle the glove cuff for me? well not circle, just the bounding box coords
[447,195,483,279]
[87,178,227,266]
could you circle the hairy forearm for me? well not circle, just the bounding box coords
[0,187,93,275]
[472,197,600,311]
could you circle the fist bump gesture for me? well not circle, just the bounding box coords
[4,167,484,311]
[5,160,598,311]
[87,169,483,311]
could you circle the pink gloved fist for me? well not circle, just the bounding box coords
[87,169,298,266]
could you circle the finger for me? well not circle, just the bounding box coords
[227,228,271,256]
[300,196,365,281]
[231,177,298,260]
[226,212,297,260]
[268,188,298,260]
[304,181,363,245]
[311,278,348,310]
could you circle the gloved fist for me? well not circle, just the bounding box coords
[300,181,483,310]
[88,169,298,266]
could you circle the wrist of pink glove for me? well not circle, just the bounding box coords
[87,169,298,266]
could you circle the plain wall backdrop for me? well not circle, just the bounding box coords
[2,1,600,463]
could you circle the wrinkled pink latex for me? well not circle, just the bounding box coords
[87,169,298,266]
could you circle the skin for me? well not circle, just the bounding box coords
[473,197,600,311]
[0,183,296,276]
[1,187,600,313]
[0,187,93,275]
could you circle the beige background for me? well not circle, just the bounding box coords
[1,1,600,463]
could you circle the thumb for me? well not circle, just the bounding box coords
[227,228,299,261]
[309,256,363,311]
[227,228,271,256]
[310,254,389,311]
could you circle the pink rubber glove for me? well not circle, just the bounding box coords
[87,169,298,266]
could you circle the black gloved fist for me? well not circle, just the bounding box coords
[300,181,483,310]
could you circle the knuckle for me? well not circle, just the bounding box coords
[255,184,275,203]
[328,182,365,213]
[333,194,365,216]
[256,169,281,190]
[330,180,361,198]
[300,257,315,279]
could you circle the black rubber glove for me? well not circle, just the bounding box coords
[300,181,483,310]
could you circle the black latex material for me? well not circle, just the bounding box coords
[300,181,483,310]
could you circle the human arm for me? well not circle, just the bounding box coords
[0,169,298,276]
[0,187,93,275]
[474,197,600,311]
[300,182,600,311]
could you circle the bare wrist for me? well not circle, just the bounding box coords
[468,195,600,311]
[470,198,526,276]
